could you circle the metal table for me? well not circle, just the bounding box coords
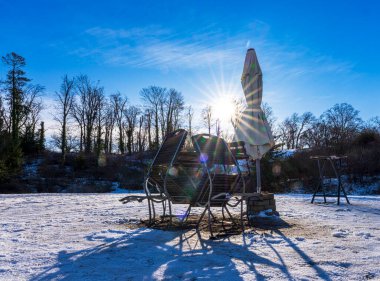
[310,155,350,205]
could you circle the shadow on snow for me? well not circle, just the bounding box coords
[30,218,333,281]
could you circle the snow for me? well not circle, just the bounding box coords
[0,193,379,280]
[273,149,297,158]
[319,176,380,195]
[248,209,278,220]
[110,182,144,194]
[22,158,43,178]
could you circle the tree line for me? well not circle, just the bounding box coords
[0,53,192,178]
[274,103,380,153]
[52,78,188,163]
[1,52,379,181]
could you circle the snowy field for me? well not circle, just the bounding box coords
[0,193,379,281]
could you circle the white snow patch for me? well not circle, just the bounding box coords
[273,149,296,158]
[110,182,143,194]
[22,158,43,178]
[355,232,373,239]
[0,193,379,280]
[332,229,350,238]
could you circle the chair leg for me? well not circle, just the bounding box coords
[207,205,214,238]
[168,200,173,226]
[162,200,166,220]
[196,207,208,229]
[147,198,152,226]
[240,198,245,231]
[180,205,192,224]
[222,205,226,221]
[152,200,156,223]
[209,209,217,222]
[224,205,239,228]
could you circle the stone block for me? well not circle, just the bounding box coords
[246,192,277,216]
[267,205,276,211]
[254,200,270,206]
[247,205,266,212]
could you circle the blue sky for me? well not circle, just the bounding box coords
[1,0,379,131]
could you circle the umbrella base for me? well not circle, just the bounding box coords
[246,192,277,223]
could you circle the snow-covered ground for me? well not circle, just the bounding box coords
[0,193,379,281]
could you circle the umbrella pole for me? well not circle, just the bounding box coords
[256,159,261,193]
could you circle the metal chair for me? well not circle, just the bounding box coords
[120,129,189,224]
[191,134,245,237]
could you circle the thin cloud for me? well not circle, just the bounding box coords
[67,24,354,79]
[74,26,244,69]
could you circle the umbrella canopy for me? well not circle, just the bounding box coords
[235,48,274,160]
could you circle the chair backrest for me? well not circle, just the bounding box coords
[228,141,248,160]
[228,141,252,173]
[147,129,188,193]
[152,129,188,166]
[191,134,241,206]
[191,134,236,167]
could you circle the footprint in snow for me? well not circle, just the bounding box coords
[332,229,349,238]
[264,238,283,244]
[295,237,305,242]
[335,208,351,212]
[355,232,373,239]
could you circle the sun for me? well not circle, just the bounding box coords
[184,63,245,135]
[212,94,235,124]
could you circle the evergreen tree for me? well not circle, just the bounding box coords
[1,53,30,173]
[1,53,30,143]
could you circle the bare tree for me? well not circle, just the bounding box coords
[73,75,104,154]
[201,105,213,135]
[19,84,44,153]
[367,116,380,132]
[165,88,184,134]
[140,86,166,148]
[136,114,146,152]
[145,109,153,150]
[186,106,194,136]
[295,112,315,148]
[262,102,276,134]
[125,105,140,155]
[54,75,75,163]
[215,118,221,137]
[94,93,105,157]
[110,92,128,154]
[278,112,315,149]
[51,133,79,153]
[302,119,330,148]
[231,97,245,130]
[321,103,362,149]
[71,100,85,152]
[103,99,116,153]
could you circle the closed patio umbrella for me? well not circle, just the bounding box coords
[235,48,274,193]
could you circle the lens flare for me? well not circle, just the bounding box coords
[199,153,208,163]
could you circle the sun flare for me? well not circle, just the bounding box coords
[212,94,236,124]
[187,64,246,136]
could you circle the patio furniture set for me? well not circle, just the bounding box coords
[119,48,350,238]
[120,129,269,237]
